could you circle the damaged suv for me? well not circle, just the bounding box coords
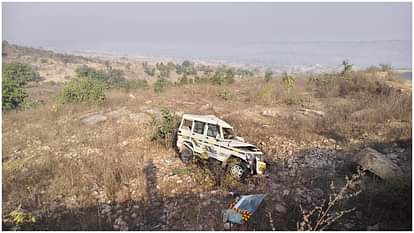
[176,114,267,179]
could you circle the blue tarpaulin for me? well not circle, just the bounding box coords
[223,194,266,224]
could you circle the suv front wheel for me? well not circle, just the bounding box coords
[227,161,248,180]
[180,146,193,164]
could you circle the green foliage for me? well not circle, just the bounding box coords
[2,77,28,110]
[151,109,180,147]
[256,83,274,105]
[209,68,235,85]
[235,68,254,77]
[181,60,197,75]
[142,61,156,76]
[217,89,234,100]
[154,77,171,93]
[341,60,353,76]
[282,72,296,89]
[179,74,189,85]
[264,70,273,82]
[156,62,173,78]
[8,204,36,227]
[58,78,106,104]
[3,62,43,86]
[379,64,392,72]
[120,79,148,91]
[75,65,126,87]
[171,167,193,176]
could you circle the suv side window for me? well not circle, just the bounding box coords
[193,121,205,135]
[181,119,192,131]
[207,124,220,138]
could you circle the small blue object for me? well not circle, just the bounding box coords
[223,194,266,224]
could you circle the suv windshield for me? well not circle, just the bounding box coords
[223,128,235,139]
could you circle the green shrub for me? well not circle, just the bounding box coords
[3,62,43,85]
[120,79,148,91]
[2,77,28,110]
[154,78,171,93]
[265,70,273,82]
[58,78,106,104]
[256,83,275,105]
[217,89,234,100]
[150,109,180,147]
[341,60,353,76]
[75,65,127,87]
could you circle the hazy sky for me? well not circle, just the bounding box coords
[3,2,411,49]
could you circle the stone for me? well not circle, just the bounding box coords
[271,183,282,190]
[355,147,403,180]
[80,113,107,125]
[223,222,231,230]
[199,104,211,111]
[274,203,287,213]
[355,211,363,220]
[387,153,399,160]
[101,204,112,214]
[262,109,279,117]
[297,108,325,118]
[344,222,355,230]
[106,107,131,119]
[282,189,290,196]
[367,223,379,231]
[131,213,137,219]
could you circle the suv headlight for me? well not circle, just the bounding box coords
[246,153,254,161]
[255,154,263,161]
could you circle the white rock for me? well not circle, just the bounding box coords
[274,203,287,213]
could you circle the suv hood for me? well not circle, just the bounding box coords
[227,140,257,148]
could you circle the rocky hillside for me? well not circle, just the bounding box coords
[2,44,412,230]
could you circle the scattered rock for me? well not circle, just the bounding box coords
[344,222,355,230]
[199,104,211,111]
[297,108,325,118]
[80,113,107,125]
[355,147,403,180]
[262,109,279,117]
[106,107,131,119]
[274,203,287,213]
[367,223,379,231]
[101,204,112,214]
[114,216,128,231]
[355,211,363,220]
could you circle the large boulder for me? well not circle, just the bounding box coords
[354,147,403,180]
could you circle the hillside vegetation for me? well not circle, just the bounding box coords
[2,42,412,230]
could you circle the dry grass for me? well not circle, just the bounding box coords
[2,67,412,230]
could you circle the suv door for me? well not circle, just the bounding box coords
[191,120,207,157]
[205,123,224,161]
[177,118,193,151]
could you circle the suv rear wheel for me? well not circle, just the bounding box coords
[180,146,193,164]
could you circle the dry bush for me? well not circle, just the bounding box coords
[355,177,412,230]
[311,72,412,141]
[297,167,365,230]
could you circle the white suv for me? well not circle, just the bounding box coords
[176,114,267,179]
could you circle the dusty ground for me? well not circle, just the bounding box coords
[2,43,412,230]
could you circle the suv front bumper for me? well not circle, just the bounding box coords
[256,161,267,175]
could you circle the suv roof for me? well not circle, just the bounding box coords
[182,114,233,129]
